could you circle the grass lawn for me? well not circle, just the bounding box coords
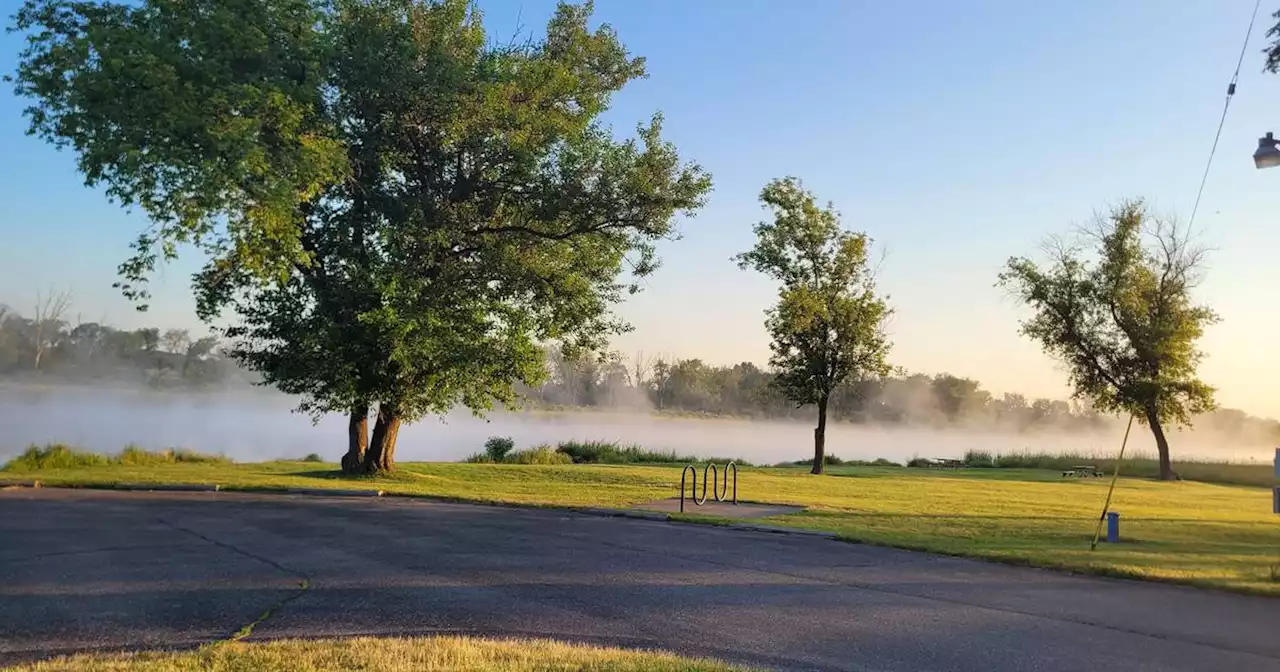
[3,635,749,671]
[3,458,1279,596]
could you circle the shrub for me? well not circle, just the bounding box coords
[905,457,932,468]
[116,444,154,465]
[484,436,515,462]
[503,445,573,465]
[302,453,324,463]
[963,450,995,467]
[463,453,495,464]
[2,444,229,471]
[2,444,108,471]
[118,445,229,465]
[555,440,747,465]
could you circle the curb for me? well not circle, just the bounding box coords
[114,483,221,492]
[1,480,42,489]
[727,523,837,538]
[284,487,384,497]
[580,507,670,522]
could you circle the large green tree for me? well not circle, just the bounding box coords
[12,0,711,472]
[998,200,1217,480]
[735,178,893,474]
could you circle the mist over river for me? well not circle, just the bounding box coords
[1,385,1273,464]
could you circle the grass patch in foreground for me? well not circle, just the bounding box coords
[4,635,750,671]
[4,456,1279,596]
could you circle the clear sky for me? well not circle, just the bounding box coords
[2,1,1279,418]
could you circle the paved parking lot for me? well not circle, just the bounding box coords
[2,488,1279,671]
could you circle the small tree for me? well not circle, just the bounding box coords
[735,177,893,474]
[484,436,515,463]
[160,329,191,355]
[998,200,1218,480]
[32,288,71,371]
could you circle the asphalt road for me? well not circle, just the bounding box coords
[2,489,1279,672]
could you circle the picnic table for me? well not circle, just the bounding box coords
[1062,465,1104,478]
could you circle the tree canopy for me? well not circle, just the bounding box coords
[11,0,712,472]
[736,177,893,473]
[998,200,1218,479]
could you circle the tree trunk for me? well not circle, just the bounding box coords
[341,404,369,475]
[811,395,829,475]
[1145,406,1176,481]
[364,403,402,474]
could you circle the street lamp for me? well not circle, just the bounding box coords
[1254,132,1280,169]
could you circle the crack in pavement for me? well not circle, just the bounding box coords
[156,518,312,644]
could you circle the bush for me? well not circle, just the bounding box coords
[117,445,229,465]
[302,453,324,463]
[555,440,747,465]
[463,453,495,464]
[484,436,515,462]
[2,444,108,471]
[503,445,573,465]
[116,445,154,465]
[905,457,932,468]
[963,450,995,467]
[2,444,229,471]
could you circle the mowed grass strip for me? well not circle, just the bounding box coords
[2,635,752,672]
[3,458,1278,595]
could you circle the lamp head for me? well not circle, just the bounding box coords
[1255,132,1280,169]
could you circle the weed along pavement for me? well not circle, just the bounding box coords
[2,489,1279,671]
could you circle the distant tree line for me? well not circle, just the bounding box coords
[3,301,1277,443]
[0,295,247,388]
[524,348,1280,441]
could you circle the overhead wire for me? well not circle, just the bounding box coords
[1187,0,1264,231]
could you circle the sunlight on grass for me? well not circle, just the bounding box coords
[3,458,1278,596]
[5,635,752,672]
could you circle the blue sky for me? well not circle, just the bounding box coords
[3,0,1280,418]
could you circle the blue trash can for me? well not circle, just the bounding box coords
[1106,511,1120,543]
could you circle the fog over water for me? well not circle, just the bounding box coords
[1,386,1274,464]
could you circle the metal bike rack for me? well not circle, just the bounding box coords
[680,461,738,513]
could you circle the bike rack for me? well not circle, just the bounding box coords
[680,461,738,512]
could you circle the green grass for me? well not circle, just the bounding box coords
[2,635,750,671]
[3,452,1279,596]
